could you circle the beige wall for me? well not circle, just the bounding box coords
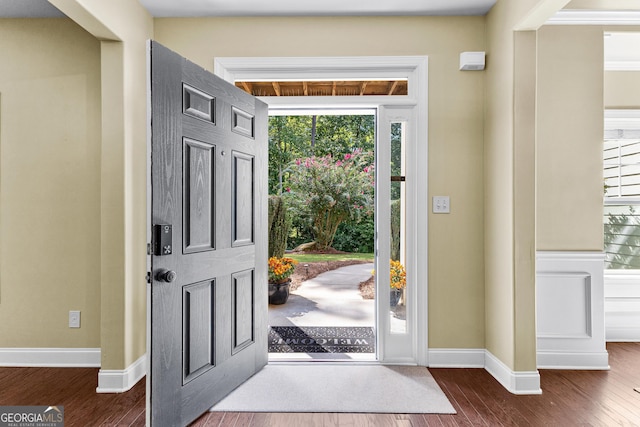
[50,0,154,369]
[0,0,153,370]
[606,71,640,108]
[537,25,604,251]
[156,16,487,349]
[0,19,101,348]
[484,0,570,371]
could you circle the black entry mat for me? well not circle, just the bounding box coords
[269,326,375,353]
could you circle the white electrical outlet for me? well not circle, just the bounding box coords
[433,196,450,214]
[69,311,81,328]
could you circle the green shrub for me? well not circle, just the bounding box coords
[390,199,401,261]
[332,217,375,253]
[268,195,291,258]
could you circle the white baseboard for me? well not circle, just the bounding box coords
[606,327,640,342]
[537,351,610,370]
[428,348,541,395]
[0,348,101,367]
[428,348,485,368]
[484,351,542,395]
[97,354,146,393]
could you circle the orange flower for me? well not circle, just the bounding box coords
[371,260,407,289]
[268,257,298,283]
[390,260,406,289]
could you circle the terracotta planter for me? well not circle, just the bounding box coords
[268,279,291,305]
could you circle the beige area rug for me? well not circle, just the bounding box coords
[210,364,456,414]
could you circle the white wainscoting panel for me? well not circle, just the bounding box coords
[604,271,640,342]
[536,252,609,369]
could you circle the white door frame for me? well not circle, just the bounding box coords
[214,56,429,365]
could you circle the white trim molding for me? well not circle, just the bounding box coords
[605,109,640,131]
[428,349,542,395]
[604,270,640,342]
[212,55,430,366]
[428,348,485,368]
[536,252,609,370]
[0,348,100,367]
[484,351,542,395]
[97,354,146,393]
[546,10,640,26]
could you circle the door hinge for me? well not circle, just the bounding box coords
[146,272,152,284]
[147,243,152,255]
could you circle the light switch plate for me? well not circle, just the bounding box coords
[69,311,81,328]
[433,196,450,214]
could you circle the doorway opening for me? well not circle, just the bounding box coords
[264,109,378,361]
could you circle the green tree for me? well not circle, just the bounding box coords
[286,150,374,250]
[268,114,375,195]
[268,116,312,194]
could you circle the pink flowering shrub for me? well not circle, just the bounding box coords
[287,150,374,250]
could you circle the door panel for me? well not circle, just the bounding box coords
[183,138,215,254]
[232,152,255,246]
[149,41,268,427]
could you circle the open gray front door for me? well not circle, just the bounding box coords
[148,41,268,427]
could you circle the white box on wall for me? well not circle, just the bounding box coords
[460,52,485,71]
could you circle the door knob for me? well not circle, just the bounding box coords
[157,270,177,283]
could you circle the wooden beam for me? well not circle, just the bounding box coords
[303,81,309,96]
[332,81,337,97]
[388,81,399,96]
[272,82,281,96]
[359,81,369,96]
[240,81,252,94]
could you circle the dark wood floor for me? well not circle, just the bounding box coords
[1,343,639,426]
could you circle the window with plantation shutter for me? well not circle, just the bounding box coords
[604,110,640,270]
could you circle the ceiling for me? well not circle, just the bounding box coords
[0,0,496,18]
[0,0,64,17]
[138,0,497,18]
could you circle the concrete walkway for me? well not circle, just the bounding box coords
[268,263,375,327]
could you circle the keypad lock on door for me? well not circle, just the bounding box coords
[153,224,172,256]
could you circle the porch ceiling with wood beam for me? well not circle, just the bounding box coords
[235,80,408,96]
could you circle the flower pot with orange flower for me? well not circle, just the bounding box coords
[389,260,406,307]
[268,256,298,305]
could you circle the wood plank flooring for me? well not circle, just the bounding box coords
[0,343,638,426]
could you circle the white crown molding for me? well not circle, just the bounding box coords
[0,348,100,367]
[546,10,640,26]
[97,354,146,393]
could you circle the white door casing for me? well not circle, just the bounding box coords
[214,56,429,365]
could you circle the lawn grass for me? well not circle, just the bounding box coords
[286,252,374,263]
